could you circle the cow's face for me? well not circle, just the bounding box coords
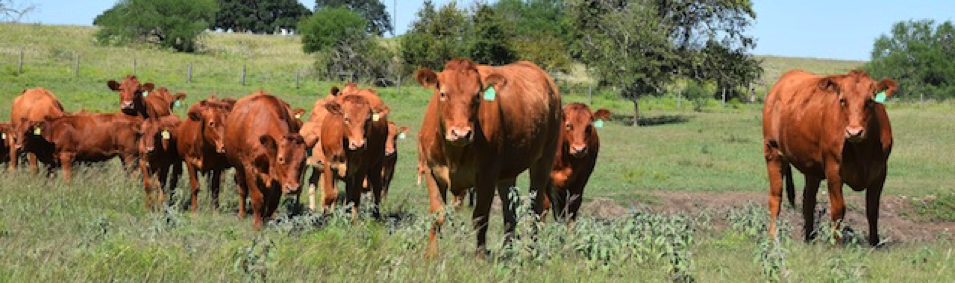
[820,71,898,143]
[107,76,154,114]
[140,118,179,154]
[325,96,372,151]
[188,100,232,153]
[385,122,409,157]
[415,59,505,147]
[562,104,609,158]
[12,118,50,150]
[260,133,308,194]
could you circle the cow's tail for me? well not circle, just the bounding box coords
[782,162,795,208]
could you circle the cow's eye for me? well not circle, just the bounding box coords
[440,92,447,100]
[344,118,350,124]
[565,123,571,129]
[839,98,846,106]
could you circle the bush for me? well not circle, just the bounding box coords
[682,81,712,112]
[93,0,218,52]
[298,7,367,54]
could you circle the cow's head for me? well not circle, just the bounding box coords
[818,70,898,143]
[14,117,54,147]
[325,95,373,151]
[385,122,409,157]
[187,100,232,154]
[259,133,308,194]
[415,59,505,147]
[107,75,154,114]
[562,104,609,158]
[140,117,181,154]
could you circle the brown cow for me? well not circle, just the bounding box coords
[0,123,11,164]
[140,116,184,210]
[8,87,67,172]
[224,92,307,229]
[107,76,183,118]
[25,113,143,181]
[415,59,561,256]
[548,103,609,222]
[300,87,341,212]
[764,70,897,246]
[379,122,409,200]
[176,98,234,212]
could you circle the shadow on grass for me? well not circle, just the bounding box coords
[610,114,692,127]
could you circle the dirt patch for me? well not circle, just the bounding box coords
[573,191,955,244]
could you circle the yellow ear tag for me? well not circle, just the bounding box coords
[398,133,406,140]
[372,113,380,122]
[593,119,604,128]
[294,113,302,119]
[1,133,5,139]
[33,127,42,135]
[483,86,496,101]
[161,130,171,140]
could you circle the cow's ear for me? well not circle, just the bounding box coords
[375,105,391,119]
[818,76,840,93]
[330,86,341,97]
[259,135,278,158]
[141,83,155,93]
[108,80,121,92]
[482,73,507,92]
[324,101,343,115]
[876,78,899,97]
[415,68,438,89]
[398,126,409,135]
[593,109,611,121]
[187,108,202,121]
[292,108,306,119]
[175,93,187,101]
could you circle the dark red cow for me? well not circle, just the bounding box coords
[25,113,143,180]
[548,103,610,222]
[140,115,184,210]
[176,98,234,212]
[107,76,184,118]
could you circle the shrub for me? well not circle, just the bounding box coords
[93,0,218,52]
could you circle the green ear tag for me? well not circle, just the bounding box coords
[483,86,496,101]
[173,100,181,108]
[398,133,406,140]
[142,91,148,97]
[372,113,380,122]
[593,119,604,128]
[161,130,171,140]
[33,127,42,135]
[874,91,886,104]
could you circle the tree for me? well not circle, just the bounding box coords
[315,0,393,36]
[299,7,367,54]
[399,1,470,73]
[94,0,218,52]
[1,0,37,23]
[864,19,955,100]
[300,7,393,82]
[469,3,516,66]
[493,0,572,72]
[213,0,311,34]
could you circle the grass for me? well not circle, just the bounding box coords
[1,24,954,282]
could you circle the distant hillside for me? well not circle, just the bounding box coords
[756,55,866,86]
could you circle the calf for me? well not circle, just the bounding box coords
[548,104,609,222]
[140,116,184,210]
[176,98,234,212]
[25,113,143,181]
[107,76,182,118]
[764,70,897,246]
[224,92,307,229]
[8,87,67,172]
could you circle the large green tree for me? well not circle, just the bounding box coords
[493,0,572,72]
[399,1,470,73]
[315,0,393,36]
[300,7,393,82]
[213,0,311,34]
[299,7,367,54]
[865,19,955,100]
[94,0,218,52]
[469,3,516,66]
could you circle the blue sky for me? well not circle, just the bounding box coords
[14,0,955,61]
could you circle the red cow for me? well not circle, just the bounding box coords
[140,115,184,210]
[415,59,562,256]
[176,98,234,212]
[548,103,610,222]
[224,92,307,229]
[25,113,143,180]
[300,87,341,212]
[379,122,409,201]
[8,87,67,172]
[0,123,11,164]
[107,76,183,118]
[764,70,897,246]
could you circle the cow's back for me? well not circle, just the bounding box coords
[48,114,142,161]
[225,94,297,164]
[11,88,66,123]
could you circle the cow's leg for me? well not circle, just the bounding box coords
[165,161,183,207]
[369,164,385,219]
[140,160,154,210]
[156,163,171,209]
[866,171,886,246]
[307,166,321,212]
[803,175,822,242]
[382,163,395,201]
[824,162,846,244]
[528,158,553,222]
[244,170,266,230]
[235,168,248,219]
[58,152,74,181]
[497,178,518,246]
[345,174,363,220]
[320,167,338,214]
[28,152,38,173]
[209,169,223,211]
[186,163,201,213]
[264,186,282,222]
[424,167,448,258]
[764,141,785,242]
[549,186,568,222]
[567,176,589,223]
[7,144,17,171]
[473,163,501,257]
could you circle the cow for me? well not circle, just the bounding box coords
[107,76,183,118]
[8,87,67,172]
[23,113,143,181]
[379,122,409,201]
[316,90,390,218]
[0,123,11,164]
[140,115,184,210]
[176,98,234,212]
[763,69,897,246]
[548,103,610,222]
[415,59,562,257]
[300,87,341,212]
[224,92,308,229]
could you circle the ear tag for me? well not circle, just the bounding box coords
[142,91,149,97]
[33,127,42,135]
[398,133,406,140]
[294,113,302,119]
[161,130,171,140]
[372,113,380,122]
[173,100,181,108]
[874,91,886,104]
[483,86,497,101]
[593,119,604,128]
[1,133,5,139]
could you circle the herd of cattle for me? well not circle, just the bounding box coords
[0,58,899,255]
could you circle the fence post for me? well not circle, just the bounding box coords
[74,54,79,77]
[677,94,682,110]
[241,65,246,86]
[295,69,300,89]
[721,87,726,108]
[18,50,23,75]
[187,63,192,83]
[588,84,593,105]
[396,74,401,95]
[920,93,924,108]
[133,58,137,75]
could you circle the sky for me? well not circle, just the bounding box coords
[12,0,955,61]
